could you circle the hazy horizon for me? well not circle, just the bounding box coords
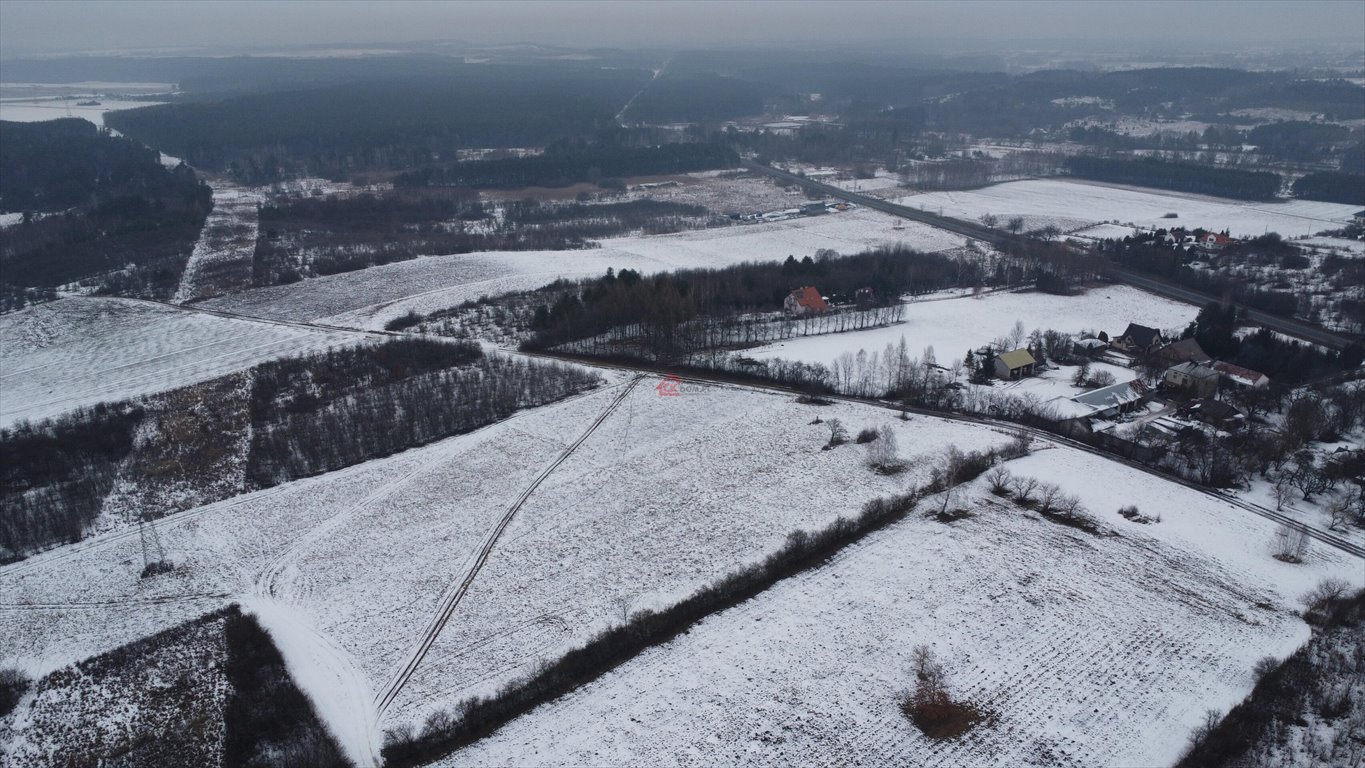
[2,0,1363,58]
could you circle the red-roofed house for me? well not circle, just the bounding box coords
[1213,361,1270,389]
[784,286,829,317]
[1201,232,1236,250]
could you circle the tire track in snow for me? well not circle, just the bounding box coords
[374,374,644,716]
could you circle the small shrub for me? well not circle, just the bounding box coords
[140,560,174,578]
[1117,505,1159,524]
[385,310,424,332]
[856,427,879,444]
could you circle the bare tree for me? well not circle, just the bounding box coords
[1289,451,1332,502]
[1036,482,1062,513]
[1007,320,1026,350]
[1009,475,1039,504]
[911,645,948,708]
[1271,523,1310,563]
[826,418,849,448]
[979,213,999,229]
[986,465,1012,496]
[935,445,966,515]
[1272,476,1294,511]
[1326,492,1354,532]
[1006,216,1025,235]
[866,424,903,473]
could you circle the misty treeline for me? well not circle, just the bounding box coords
[1070,121,1363,172]
[1064,156,1281,200]
[397,142,737,189]
[104,67,650,182]
[253,190,711,285]
[0,119,213,310]
[894,151,1065,192]
[0,339,598,562]
[620,73,767,123]
[1176,588,1365,768]
[384,436,1030,766]
[1291,171,1365,205]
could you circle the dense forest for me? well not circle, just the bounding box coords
[254,191,712,284]
[395,142,738,188]
[620,73,768,123]
[0,339,598,561]
[104,67,650,182]
[1291,171,1365,205]
[0,119,213,309]
[1065,156,1281,200]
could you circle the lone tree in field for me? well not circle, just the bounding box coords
[934,445,967,516]
[866,424,904,473]
[1272,523,1310,563]
[900,644,986,739]
[826,418,849,448]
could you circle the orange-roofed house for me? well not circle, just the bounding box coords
[784,286,830,317]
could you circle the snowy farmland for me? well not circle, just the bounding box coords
[198,208,969,331]
[891,179,1361,239]
[443,449,1364,768]
[0,297,372,427]
[745,285,1199,371]
[0,377,1006,762]
[3,372,1360,767]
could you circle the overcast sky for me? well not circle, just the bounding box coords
[2,0,1363,56]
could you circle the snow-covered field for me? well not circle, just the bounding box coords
[891,179,1361,239]
[0,98,167,127]
[745,285,1198,370]
[0,297,371,427]
[4,371,1360,766]
[200,209,969,330]
[443,448,1364,768]
[0,376,1006,764]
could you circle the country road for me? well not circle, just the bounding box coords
[744,161,1361,351]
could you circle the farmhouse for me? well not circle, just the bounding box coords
[1163,361,1220,397]
[1112,323,1164,354]
[993,348,1037,380]
[1153,338,1211,365]
[1200,232,1236,250]
[784,286,829,317]
[1213,361,1270,390]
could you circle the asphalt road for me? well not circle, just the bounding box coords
[744,162,1360,351]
